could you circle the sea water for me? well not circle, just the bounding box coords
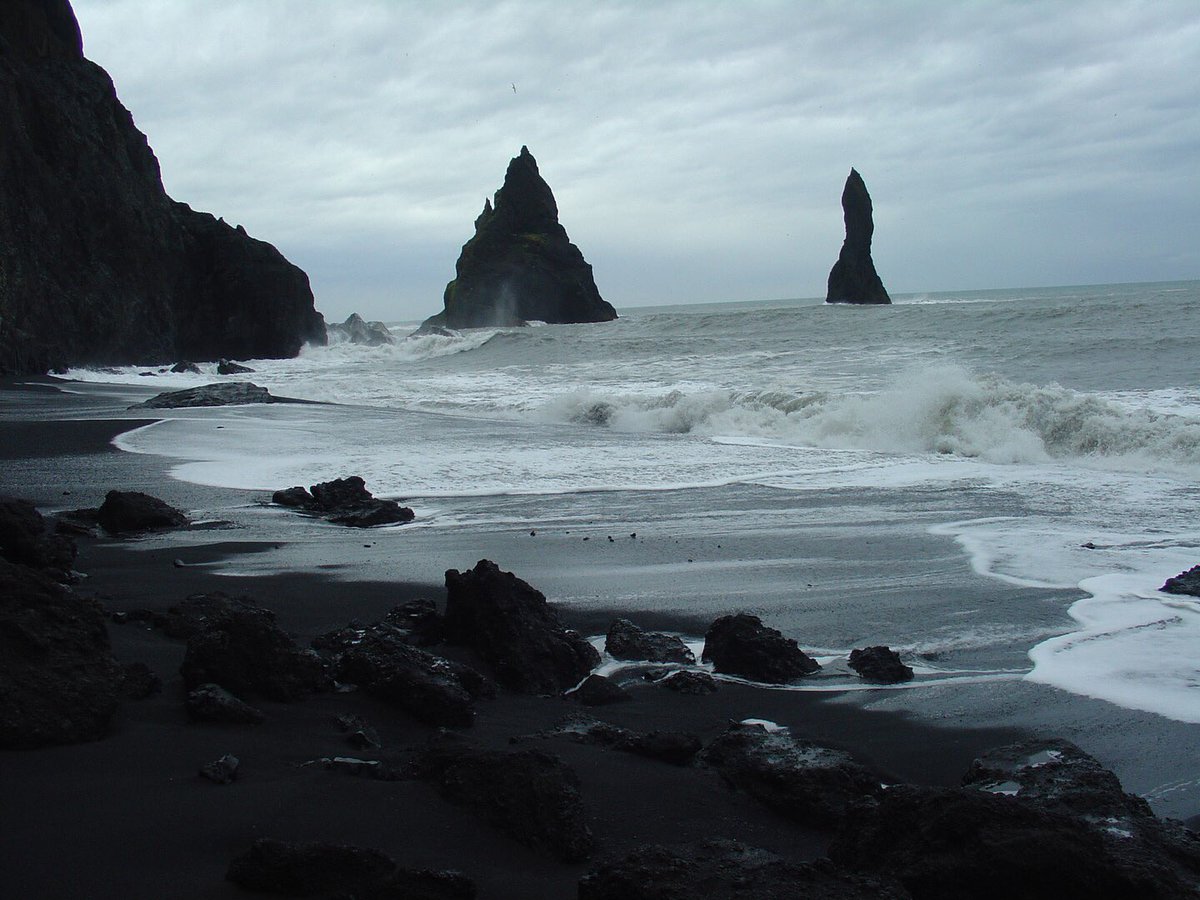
[67,281,1200,731]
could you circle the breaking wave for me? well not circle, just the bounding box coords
[538,363,1200,470]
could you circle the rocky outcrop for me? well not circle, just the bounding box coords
[579,840,908,900]
[419,146,617,330]
[0,559,124,748]
[570,720,703,767]
[700,722,882,826]
[605,618,695,664]
[825,168,891,305]
[848,645,914,683]
[96,490,188,534]
[271,476,414,528]
[132,382,281,409]
[0,0,326,375]
[701,613,819,683]
[1161,565,1200,596]
[327,313,394,346]
[442,559,601,693]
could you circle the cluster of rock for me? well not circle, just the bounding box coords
[272,476,414,528]
[419,146,618,331]
[327,313,395,346]
[0,0,325,375]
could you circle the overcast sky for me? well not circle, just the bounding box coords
[72,0,1199,323]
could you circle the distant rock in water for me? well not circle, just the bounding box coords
[0,0,326,376]
[825,168,891,305]
[133,382,279,409]
[327,313,395,346]
[419,146,617,330]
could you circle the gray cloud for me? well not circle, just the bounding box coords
[72,0,1200,321]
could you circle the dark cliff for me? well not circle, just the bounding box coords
[0,0,326,375]
[421,146,616,330]
[825,168,890,305]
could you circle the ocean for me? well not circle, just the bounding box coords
[63,280,1200,811]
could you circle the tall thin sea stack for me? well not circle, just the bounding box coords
[825,168,890,305]
[0,0,326,375]
[420,147,617,330]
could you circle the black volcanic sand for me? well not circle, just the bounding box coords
[0,380,1038,898]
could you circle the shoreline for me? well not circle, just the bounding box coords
[3,378,1198,898]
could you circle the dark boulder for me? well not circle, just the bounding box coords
[825,168,891,305]
[567,673,632,706]
[334,714,382,752]
[1161,565,1200,597]
[96,490,187,534]
[579,840,908,900]
[132,381,278,409]
[226,839,396,896]
[186,683,265,724]
[565,721,702,767]
[442,559,600,694]
[199,753,240,785]
[0,494,76,576]
[170,361,201,374]
[379,598,444,647]
[327,313,395,346]
[179,597,330,701]
[0,0,325,376]
[119,661,162,699]
[0,559,123,748]
[848,646,914,683]
[418,741,594,862]
[605,618,695,664]
[152,591,260,640]
[700,722,881,826]
[701,613,819,683]
[660,670,718,694]
[272,476,414,528]
[419,146,617,330]
[217,359,256,375]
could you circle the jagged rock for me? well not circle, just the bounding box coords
[170,361,201,373]
[199,753,239,784]
[379,598,444,647]
[217,359,255,375]
[419,146,617,330]
[825,168,891,305]
[700,722,881,826]
[186,683,265,724]
[701,613,819,683]
[605,618,695,664]
[119,661,162,699]
[1161,565,1200,597]
[327,313,395,346]
[179,597,330,701]
[418,740,594,862]
[0,495,76,576]
[660,670,718,694]
[334,714,381,751]
[132,381,278,409]
[579,840,909,900]
[0,1,325,376]
[95,490,187,534]
[567,673,632,706]
[226,839,396,896]
[848,646,914,683]
[442,559,601,694]
[574,722,702,766]
[271,476,414,528]
[0,559,123,748]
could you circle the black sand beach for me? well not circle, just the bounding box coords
[2,379,1197,899]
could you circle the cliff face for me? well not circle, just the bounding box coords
[0,0,325,374]
[825,169,891,305]
[421,147,616,330]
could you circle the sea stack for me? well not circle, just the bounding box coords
[419,147,617,330]
[0,0,326,375]
[825,168,890,305]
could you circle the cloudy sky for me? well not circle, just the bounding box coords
[72,0,1199,323]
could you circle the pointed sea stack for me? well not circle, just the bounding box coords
[420,147,616,330]
[0,0,326,375]
[825,169,890,305]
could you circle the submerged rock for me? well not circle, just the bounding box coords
[271,476,414,528]
[419,146,617,330]
[327,313,395,346]
[701,613,819,683]
[605,618,695,664]
[132,381,279,409]
[217,359,255,375]
[0,0,325,376]
[442,559,601,694]
[825,168,891,305]
[848,645,914,683]
[96,490,188,534]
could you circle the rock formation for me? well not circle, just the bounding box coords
[0,0,326,375]
[419,147,617,330]
[825,168,891,305]
[327,313,394,345]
